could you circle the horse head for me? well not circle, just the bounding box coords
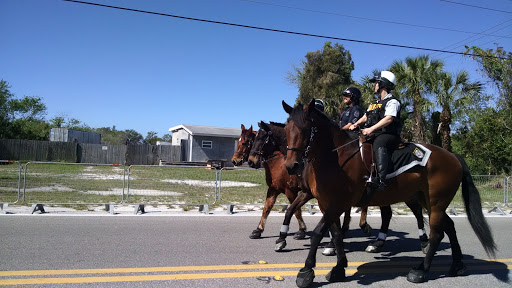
[231,124,255,166]
[282,99,317,175]
[248,121,279,168]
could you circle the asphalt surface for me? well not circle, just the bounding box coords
[0,211,511,288]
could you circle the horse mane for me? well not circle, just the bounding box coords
[269,121,285,128]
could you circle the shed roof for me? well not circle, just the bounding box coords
[169,124,240,138]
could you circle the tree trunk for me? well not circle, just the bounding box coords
[412,92,426,143]
[440,106,452,151]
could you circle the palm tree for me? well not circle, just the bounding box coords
[390,55,444,143]
[434,71,482,151]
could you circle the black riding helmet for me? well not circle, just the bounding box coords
[342,87,362,105]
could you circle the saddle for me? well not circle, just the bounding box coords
[360,139,432,179]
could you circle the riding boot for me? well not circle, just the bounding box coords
[374,146,389,193]
[358,147,390,207]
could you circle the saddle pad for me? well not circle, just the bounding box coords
[387,143,431,179]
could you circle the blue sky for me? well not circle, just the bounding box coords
[1,0,511,138]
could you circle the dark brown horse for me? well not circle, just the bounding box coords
[282,100,497,287]
[249,121,428,254]
[231,124,256,166]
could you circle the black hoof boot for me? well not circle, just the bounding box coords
[448,261,466,276]
[274,238,287,251]
[322,240,336,256]
[365,239,385,253]
[293,229,306,240]
[407,268,427,283]
[296,267,315,288]
[325,266,345,283]
[249,228,262,239]
[360,222,373,236]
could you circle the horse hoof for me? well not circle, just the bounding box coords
[322,247,336,256]
[275,240,287,252]
[325,267,345,283]
[296,267,315,288]
[293,229,306,240]
[249,229,262,239]
[407,269,427,283]
[365,239,384,253]
[361,223,373,236]
[421,241,430,254]
[448,262,466,276]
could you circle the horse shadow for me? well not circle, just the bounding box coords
[309,254,509,287]
[279,228,451,255]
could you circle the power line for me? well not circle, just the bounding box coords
[431,19,512,59]
[240,0,511,39]
[440,0,512,14]
[62,0,506,60]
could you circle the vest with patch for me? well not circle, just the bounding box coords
[365,97,402,136]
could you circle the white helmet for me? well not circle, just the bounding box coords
[370,70,396,90]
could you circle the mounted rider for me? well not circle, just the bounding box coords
[339,87,364,130]
[349,71,402,194]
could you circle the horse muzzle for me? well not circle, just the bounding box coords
[285,161,300,175]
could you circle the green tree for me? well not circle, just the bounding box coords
[433,71,483,151]
[288,42,354,118]
[144,131,162,145]
[452,108,511,174]
[390,55,443,143]
[162,134,172,142]
[0,79,49,140]
[465,46,512,111]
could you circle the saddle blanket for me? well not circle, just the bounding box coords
[386,143,431,179]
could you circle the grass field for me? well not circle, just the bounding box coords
[0,162,509,211]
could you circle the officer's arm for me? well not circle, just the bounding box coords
[367,115,393,133]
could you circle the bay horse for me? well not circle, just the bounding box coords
[282,99,497,286]
[249,121,428,254]
[231,124,256,166]
[231,123,307,241]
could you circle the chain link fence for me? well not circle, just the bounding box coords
[1,160,510,214]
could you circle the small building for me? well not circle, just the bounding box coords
[49,128,101,144]
[169,124,240,163]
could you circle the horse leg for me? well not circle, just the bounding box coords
[443,212,465,276]
[406,200,429,254]
[322,208,351,256]
[365,205,392,253]
[296,215,330,288]
[275,191,313,251]
[283,189,307,240]
[325,217,348,283]
[407,209,446,283]
[359,206,373,236]
[250,188,278,239]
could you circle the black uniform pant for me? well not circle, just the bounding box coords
[369,133,401,179]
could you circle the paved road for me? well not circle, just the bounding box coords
[1,213,510,287]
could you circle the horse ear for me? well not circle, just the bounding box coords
[260,122,271,132]
[307,99,316,113]
[282,100,293,114]
[248,125,253,133]
[241,124,246,131]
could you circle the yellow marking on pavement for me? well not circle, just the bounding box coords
[1,259,510,285]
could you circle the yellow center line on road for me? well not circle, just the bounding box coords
[1,259,510,285]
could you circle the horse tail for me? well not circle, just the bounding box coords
[454,153,497,258]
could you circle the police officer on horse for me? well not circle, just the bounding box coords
[339,87,364,130]
[349,71,402,194]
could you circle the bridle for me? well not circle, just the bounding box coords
[252,130,284,163]
[286,125,317,162]
[235,135,254,161]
